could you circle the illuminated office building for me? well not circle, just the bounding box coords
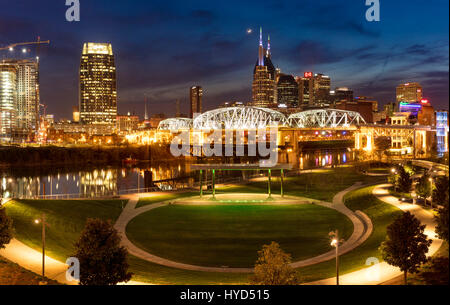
[0,62,17,142]
[333,87,353,103]
[252,28,276,107]
[396,82,422,103]
[313,73,331,106]
[79,43,117,125]
[436,111,449,157]
[190,86,203,118]
[10,59,40,132]
[277,73,298,108]
[296,72,314,108]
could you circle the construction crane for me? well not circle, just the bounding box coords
[0,38,50,51]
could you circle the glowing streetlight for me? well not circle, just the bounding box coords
[8,47,13,51]
[22,48,27,53]
[34,213,49,285]
[329,230,344,285]
[429,177,434,207]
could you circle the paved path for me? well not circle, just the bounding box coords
[3,182,440,285]
[308,183,443,285]
[113,185,372,273]
[0,196,147,285]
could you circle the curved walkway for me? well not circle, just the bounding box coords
[113,183,372,273]
[309,183,443,285]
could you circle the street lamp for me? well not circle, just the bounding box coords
[329,230,344,285]
[34,213,49,285]
[428,177,434,208]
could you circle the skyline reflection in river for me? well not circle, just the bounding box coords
[1,149,354,199]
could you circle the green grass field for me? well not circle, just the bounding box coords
[213,168,385,202]
[126,204,353,268]
[4,199,126,261]
[136,191,198,208]
[3,168,403,284]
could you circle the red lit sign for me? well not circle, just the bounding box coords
[304,72,313,78]
[420,99,428,104]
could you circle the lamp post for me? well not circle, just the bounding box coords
[34,213,48,285]
[329,229,344,285]
[428,177,434,208]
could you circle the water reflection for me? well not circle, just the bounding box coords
[299,149,353,170]
[1,149,354,199]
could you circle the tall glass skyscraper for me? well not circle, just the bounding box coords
[15,59,39,132]
[0,62,17,142]
[79,43,117,125]
[190,86,202,118]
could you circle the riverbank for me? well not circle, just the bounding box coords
[0,144,176,167]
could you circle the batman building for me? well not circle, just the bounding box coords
[252,28,276,108]
[79,43,117,125]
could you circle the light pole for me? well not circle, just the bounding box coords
[34,213,48,285]
[329,229,344,285]
[428,177,434,208]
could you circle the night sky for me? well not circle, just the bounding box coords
[1,0,448,119]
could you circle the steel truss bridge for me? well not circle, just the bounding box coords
[158,107,365,130]
[153,106,442,157]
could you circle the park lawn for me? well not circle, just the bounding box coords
[136,191,198,208]
[293,185,403,282]
[4,199,126,262]
[126,204,353,268]
[0,255,60,285]
[216,168,385,202]
[128,255,249,285]
[366,168,391,174]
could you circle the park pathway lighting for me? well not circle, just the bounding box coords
[34,213,49,285]
[329,230,345,285]
[428,177,434,207]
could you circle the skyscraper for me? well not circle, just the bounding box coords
[79,43,117,125]
[296,72,314,108]
[396,82,422,103]
[0,62,17,142]
[333,87,353,103]
[252,28,276,107]
[15,59,39,131]
[190,86,202,118]
[313,73,331,106]
[277,73,298,108]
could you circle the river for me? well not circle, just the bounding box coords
[0,149,354,199]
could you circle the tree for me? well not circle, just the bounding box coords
[416,256,449,285]
[249,242,298,285]
[72,218,132,285]
[415,173,432,201]
[390,165,412,193]
[435,201,449,243]
[380,212,432,285]
[432,176,449,206]
[0,206,13,249]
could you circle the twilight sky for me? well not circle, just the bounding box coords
[1,0,448,119]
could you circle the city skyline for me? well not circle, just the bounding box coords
[0,0,448,120]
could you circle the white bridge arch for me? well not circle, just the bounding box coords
[157,118,193,131]
[288,109,366,128]
[193,106,288,130]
